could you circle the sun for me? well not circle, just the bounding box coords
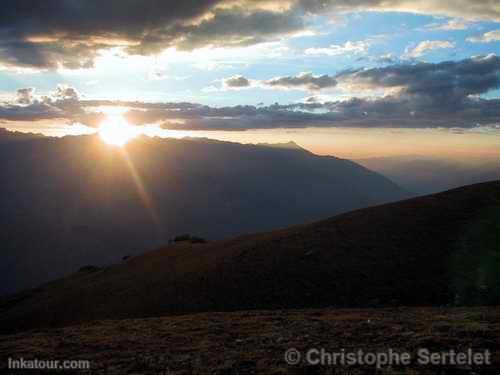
[98,114,139,146]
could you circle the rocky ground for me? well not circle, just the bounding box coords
[1,306,499,374]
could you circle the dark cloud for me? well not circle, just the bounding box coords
[223,75,251,88]
[230,55,500,111]
[0,85,91,124]
[336,54,500,110]
[3,93,499,130]
[221,72,339,91]
[52,85,80,101]
[0,0,301,69]
[0,40,101,70]
[264,72,338,91]
[1,1,499,69]
[16,88,35,105]
[170,8,303,51]
[71,112,107,128]
[296,0,500,21]
[0,102,62,122]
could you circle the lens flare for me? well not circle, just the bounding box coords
[99,114,138,146]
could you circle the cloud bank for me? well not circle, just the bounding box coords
[1,56,500,130]
[1,0,500,70]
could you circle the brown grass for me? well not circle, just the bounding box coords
[1,307,499,374]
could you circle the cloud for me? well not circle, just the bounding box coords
[2,56,500,129]
[71,112,107,128]
[0,1,304,70]
[223,75,251,89]
[1,0,499,70]
[16,88,36,105]
[425,18,470,31]
[376,53,397,64]
[230,51,500,96]
[302,0,500,22]
[52,85,80,101]
[264,72,338,91]
[336,54,500,103]
[0,102,63,122]
[305,40,370,56]
[169,8,304,52]
[221,72,338,91]
[467,29,500,43]
[406,40,455,58]
[0,84,95,125]
[130,55,500,128]
[151,96,500,130]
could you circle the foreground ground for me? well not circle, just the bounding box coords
[1,307,499,374]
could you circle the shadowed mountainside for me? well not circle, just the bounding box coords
[0,130,407,295]
[1,180,499,334]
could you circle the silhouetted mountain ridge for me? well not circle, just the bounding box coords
[0,130,407,294]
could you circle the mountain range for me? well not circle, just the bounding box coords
[0,129,407,295]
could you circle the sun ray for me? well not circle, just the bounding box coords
[119,148,163,240]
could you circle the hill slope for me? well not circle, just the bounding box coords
[1,181,500,333]
[0,131,407,295]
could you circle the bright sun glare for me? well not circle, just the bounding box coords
[98,114,139,146]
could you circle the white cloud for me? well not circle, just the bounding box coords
[425,18,470,30]
[406,40,455,58]
[305,40,370,56]
[467,29,500,43]
[376,53,396,64]
[222,75,252,89]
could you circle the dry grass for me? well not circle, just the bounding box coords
[1,306,499,374]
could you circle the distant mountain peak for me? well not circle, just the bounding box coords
[257,140,305,151]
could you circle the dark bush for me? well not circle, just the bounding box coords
[173,234,192,242]
[171,234,208,244]
[190,236,208,244]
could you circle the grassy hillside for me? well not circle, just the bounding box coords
[1,181,499,333]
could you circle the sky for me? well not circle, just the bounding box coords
[1,0,500,159]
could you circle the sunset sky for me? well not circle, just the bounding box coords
[1,1,500,158]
